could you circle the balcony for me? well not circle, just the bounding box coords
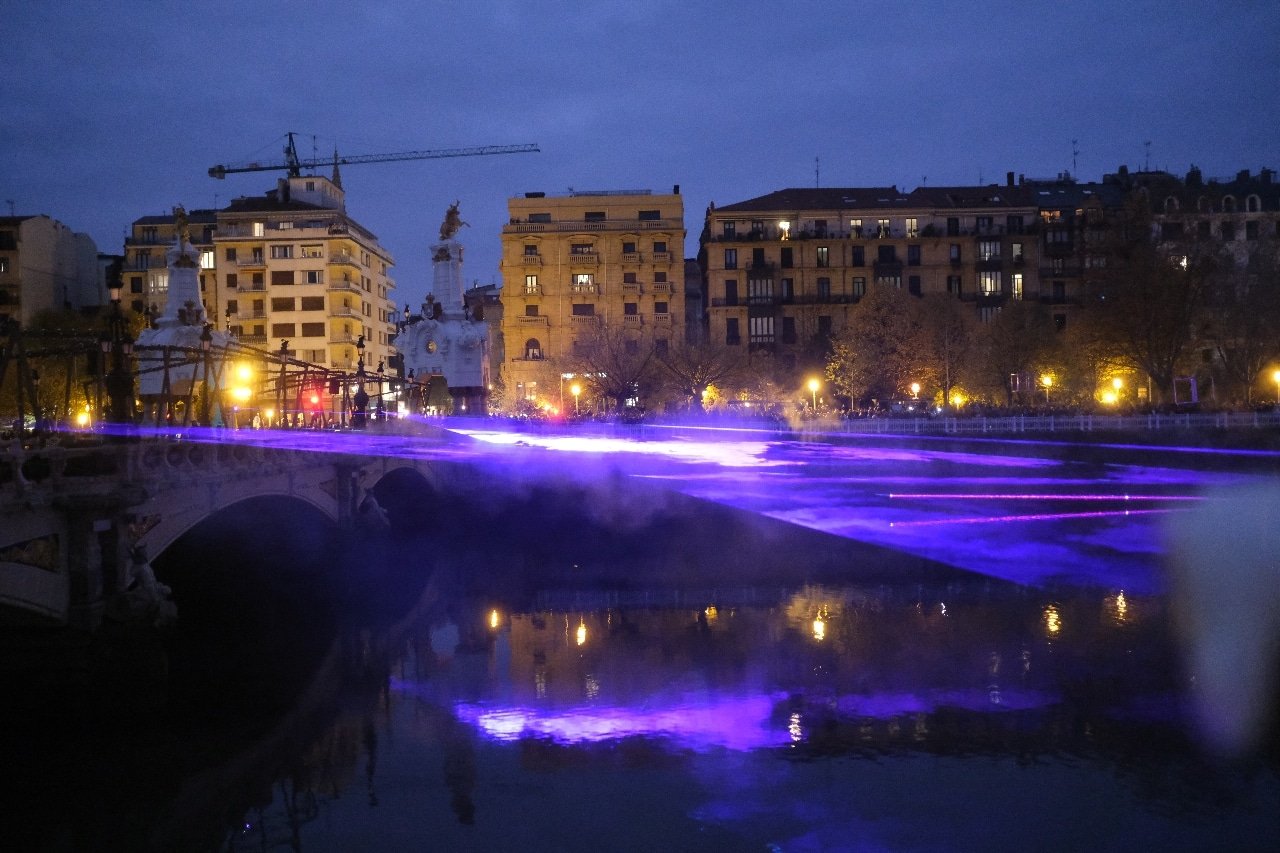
[239,334,267,345]
[652,313,672,325]
[622,282,643,295]
[522,285,544,297]
[621,252,641,264]
[329,252,360,268]
[235,310,267,320]
[570,283,599,295]
[623,314,643,326]
[651,251,674,263]
[237,256,267,268]
[329,306,361,318]
[569,314,600,325]
[516,314,549,325]
[518,253,543,266]
[327,279,362,293]
[568,251,599,265]
[329,332,359,345]
[650,282,675,295]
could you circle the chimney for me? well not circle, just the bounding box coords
[1261,168,1274,185]
[673,184,680,195]
[1236,169,1251,183]
[1006,172,1014,187]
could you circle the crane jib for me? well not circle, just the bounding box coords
[208,143,539,179]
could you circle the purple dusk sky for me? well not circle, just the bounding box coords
[3,1,1277,306]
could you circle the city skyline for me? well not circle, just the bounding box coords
[4,0,1277,307]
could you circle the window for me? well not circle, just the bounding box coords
[1011,243,1024,263]
[654,271,668,283]
[782,316,797,344]
[570,243,593,255]
[639,209,660,221]
[976,216,993,234]
[750,221,764,237]
[747,277,774,303]
[749,315,774,344]
[724,248,738,269]
[271,270,294,285]
[225,272,238,289]
[979,306,1000,323]
[525,274,539,293]
[724,279,738,306]
[817,277,831,299]
[251,247,264,262]
[818,316,832,338]
[654,301,669,315]
[907,245,921,266]
[225,247,237,262]
[622,272,638,284]
[947,275,962,295]
[978,240,1001,261]
[813,219,828,236]
[947,217,960,237]
[528,213,551,223]
[653,241,667,254]
[726,317,740,345]
[624,302,638,315]
[300,321,325,337]
[272,297,295,311]
[851,246,865,266]
[524,338,542,359]
[252,222,265,237]
[979,271,1001,295]
[877,219,890,238]
[301,244,323,258]
[305,270,323,284]
[624,339,639,354]
[226,299,239,314]
[949,244,961,264]
[571,303,595,316]
[876,273,901,288]
[849,218,863,237]
[781,247,793,268]
[1011,273,1023,300]
[1051,258,1065,274]
[752,247,765,267]
[271,323,296,337]
[817,246,830,267]
[1047,229,1070,244]
[877,245,897,263]
[524,244,539,256]
[852,277,866,297]
[199,250,215,270]
[906,218,919,238]
[780,277,794,301]
[1052,281,1066,301]
[524,304,539,317]
[572,273,594,291]
[1007,215,1024,235]
[585,211,606,222]
[300,296,325,311]
[722,222,736,239]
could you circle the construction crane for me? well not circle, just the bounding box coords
[209,132,539,179]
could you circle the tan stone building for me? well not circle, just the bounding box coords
[123,173,398,373]
[499,188,685,407]
[0,214,103,325]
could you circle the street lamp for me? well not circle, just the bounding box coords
[1041,374,1053,404]
[910,381,920,400]
[99,281,135,425]
[1272,368,1280,405]
[807,377,820,411]
[571,382,582,415]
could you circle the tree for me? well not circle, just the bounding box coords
[918,294,976,410]
[654,337,746,413]
[974,301,1059,406]
[562,321,659,413]
[825,284,928,408]
[1085,199,1211,405]
[1201,237,1280,404]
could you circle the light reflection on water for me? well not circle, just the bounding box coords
[222,580,1280,852]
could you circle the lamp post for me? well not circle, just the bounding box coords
[1273,369,1280,405]
[100,282,135,425]
[1041,374,1053,404]
[571,382,582,416]
[352,334,369,428]
[807,377,820,412]
[910,381,920,400]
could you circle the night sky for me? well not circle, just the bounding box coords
[4,1,1277,306]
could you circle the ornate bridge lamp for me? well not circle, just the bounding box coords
[99,280,135,425]
[352,334,369,428]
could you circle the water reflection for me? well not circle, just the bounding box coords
[212,578,1280,851]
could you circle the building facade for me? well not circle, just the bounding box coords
[700,177,1128,370]
[0,214,103,325]
[122,173,398,373]
[499,189,685,406]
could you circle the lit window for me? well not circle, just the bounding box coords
[978,240,1001,261]
[199,250,215,269]
[1011,273,1023,300]
[877,219,890,238]
[816,246,829,268]
[572,273,593,291]
[252,222,265,237]
[301,244,323,258]
[525,274,539,293]
[270,245,293,259]
[979,271,1001,295]
[906,218,918,238]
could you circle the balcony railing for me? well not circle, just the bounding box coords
[650,282,676,295]
[623,314,643,326]
[651,251,674,263]
[569,314,600,324]
[570,283,599,295]
[237,256,266,268]
[329,253,360,267]
[503,217,681,233]
[327,279,362,292]
[516,314,549,324]
[652,313,672,324]
[622,282,643,294]
[621,252,641,263]
[519,254,543,265]
[568,252,599,264]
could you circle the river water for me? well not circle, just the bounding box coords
[7,429,1280,851]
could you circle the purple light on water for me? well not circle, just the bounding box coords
[887,507,1177,528]
[887,492,1203,502]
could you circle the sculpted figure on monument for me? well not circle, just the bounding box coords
[439,200,469,241]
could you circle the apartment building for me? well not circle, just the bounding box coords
[701,176,1128,368]
[0,214,102,325]
[499,188,685,405]
[122,209,217,317]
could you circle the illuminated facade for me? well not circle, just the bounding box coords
[499,189,686,406]
[213,175,397,372]
[0,214,103,325]
[122,209,217,318]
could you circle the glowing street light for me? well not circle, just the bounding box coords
[910,381,920,400]
[1041,374,1053,403]
[807,377,820,411]
[570,382,582,415]
[1273,368,1280,404]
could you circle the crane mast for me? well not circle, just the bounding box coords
[209,132,539,179]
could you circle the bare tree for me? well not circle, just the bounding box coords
[825,284,929,408]
[975,301,1059,406]
[655,337,746,412]
[1202,237,1280,404]
[562,321,659,413]
[918,294,976,410]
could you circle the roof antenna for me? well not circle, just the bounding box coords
[1144,141,1151,172]
[815,155,820,188]
[1071,139,1079,176]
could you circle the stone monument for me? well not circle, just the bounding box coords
[397,202,491,415]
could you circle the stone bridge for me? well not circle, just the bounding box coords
[0,432,448,629]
